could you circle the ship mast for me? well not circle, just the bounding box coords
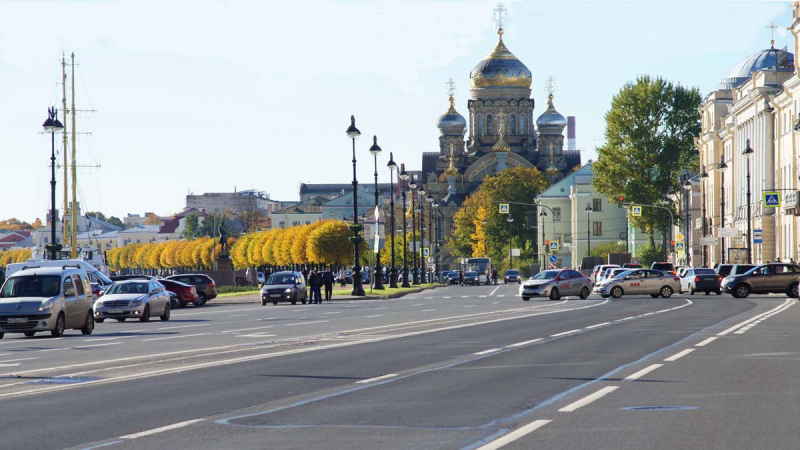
[61,55,69,255]
[70,52,78,259]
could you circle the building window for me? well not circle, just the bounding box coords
[44,237,49,244]
[305,221,312,225]
[486,114,493,135]
[477,114,483,135]
[593,221,602,236]
[510,114,516,135]
[592,198,602,212]
[552,207,561,222]
[279,221,285,228]
[520,114,525,135]
[291,220,300,227]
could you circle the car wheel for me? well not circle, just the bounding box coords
[51,313,65,337]
[522,297,530,301]
[579,287,589,299]
[195,293,208,307]
[788,283,799,299]
[140,305,150,322]
[690,287,695,295]
[0,333,5,339]
[650,294,660,298]
[272,300,278,306]
[170,296,180,309]
[734,284,750,298]
[262,299,267,306]
[95,318,104,323]
[660,286,673,298]
[116,318,126,322]
[160,303,171,321]
[80,312,94,335]
[716,290,722,296]
[549,288,560,300]
[610,286,623,299]
[24,331,35,337]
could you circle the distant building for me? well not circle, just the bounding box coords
[186,189,279,216]
[0,231,32,250]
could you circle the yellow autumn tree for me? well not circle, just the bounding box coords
[470,205,488,257]
[307,220,352,265]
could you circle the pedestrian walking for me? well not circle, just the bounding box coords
[309,269,322,304]
[245,267,253,286]
[323,268,334,302]
[491,268,498,285]
[302,267,309,284]
[458,269,464,287]
[339,268,346,287]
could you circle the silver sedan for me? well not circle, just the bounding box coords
[93,280,171,322]
[593,269,680,299]
[519,269,592,300]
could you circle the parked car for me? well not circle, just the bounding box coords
[7,259,113,300]
[463,271,479,286]
[607,268,629,280]
[721,263,800,298]
[335,270,353,285]
[520,269,591,301]
[622,263,643,269]
[592,264,620,284]
[110,274,155,282]
[158,278,200,308]
[504,269,522,284]
[594,269,680,299]
[716,264,734,278]
[257,272,265,285]
[0,266,95,338]
[597,265,622,284]
[93,279,171,323]
[730,264,756,276]
[650,262,676,275]
[164,274,217,306]
[261,271,307,305]
[680,268,721,295]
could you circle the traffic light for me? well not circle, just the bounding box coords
[617,195,625,208]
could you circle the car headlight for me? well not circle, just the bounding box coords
[38,299,53,311]
[284,288,293,293]
[129,300,142,307]
[94,301,103,308]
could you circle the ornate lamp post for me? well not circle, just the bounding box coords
[700,165,709,267]
[683,177,693,267]
[743,139,754,264]
[399,165,411,288]
[539,209,547,270]
[585,203,593,258]
[718,155,729,264]
[432,199,440,283]
[346,116,366,296]
[409,175,420,285]
[43,107,64,260]
[417,184,427,284]
[368,136,385,290]
[507,215,514,269]
[387,153,398,288]
[427,194,435,283]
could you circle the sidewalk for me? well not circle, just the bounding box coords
[212,284,442,305]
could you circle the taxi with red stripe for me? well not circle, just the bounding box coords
[519,268,591,301]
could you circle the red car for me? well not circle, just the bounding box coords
[158,279,200,308]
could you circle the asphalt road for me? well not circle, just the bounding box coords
[0,283,793,450]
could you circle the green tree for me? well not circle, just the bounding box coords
[199,213,228,237]
[107,216,125,228]
[86,211,106,221]
[587,241,627,260]
[592,75,701,245]
[182,212,201,239]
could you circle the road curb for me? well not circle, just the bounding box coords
[209,285,443,305]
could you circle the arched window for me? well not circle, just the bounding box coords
[520,114,526,135]
[486,114,493,135]
[477,114,483,135]
[510,114,517,135]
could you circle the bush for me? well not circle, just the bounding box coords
[637,243,663,267]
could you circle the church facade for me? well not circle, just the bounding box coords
[422,23,581,271]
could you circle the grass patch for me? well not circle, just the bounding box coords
[217,286,260,297]
[332,283,439,297]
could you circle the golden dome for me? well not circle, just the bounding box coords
[470,28,532,89]
[444,147,459,176]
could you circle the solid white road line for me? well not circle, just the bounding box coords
[550,329,581,337]
[465,305,476,308]
[0,363,20,367]
[237,334,277,338]
[157,323,209,331]
[558,386,619,412]
[443,296,452,299]
[84,336,138,342]
[619,316,635,321]
[461,296,469,298]
[414,304,423,307]
[508,338,543,348]
[476,419,551,450]
[323,312,340,315]
[479,295,488,298]
[355,373,398,384]
[623,364,663,381]
[664,348,694,362]
[285,320,328,327]
[366,315,383,318]
[421,309,436,312]
[120,419,204,439]
[474,348,502,356]
[222,326,275,333]
[695,337,718,347]
[586,322,610,329]
[718,299,792,336]
[228,314,247,318]
[72,343,121,349]
[0,358,36,363]
[142,333,206,342]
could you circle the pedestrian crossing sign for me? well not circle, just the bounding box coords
[549,241,559,252]
[763,192,780,208]
[676,242,685,251]
[631,205,642,217]
[422,248,430,258]
[499,203,510,214]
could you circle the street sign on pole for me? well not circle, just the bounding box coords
[718,227,739,238]
[549,241,559,252]
[549,255,557,269]
[754,229,763,244]
[763,192,780,208]
[499,203,510,214]
[511,248,520,257]
[676,242,685,251]
[676,233,684,242]
[631,205,642,217]
[699,236,716,246]
[422,248,430,258]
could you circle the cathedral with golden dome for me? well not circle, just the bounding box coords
[422,12,581,269]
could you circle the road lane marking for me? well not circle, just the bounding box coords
[157,323,210,331]
[558,386,619,412]
[421,309,435,312]
[696,337,717,347]
[142,333,206,342]
[490,286,501,296]
[461,296,468,298]
[222,326,275,333]
[365,315,383,318]
[493,302,500,304]
[285,320,328,327]
[474,348,502,355]
[664,348,694,362]
[174,307,263,316]
[476,419,551,450]
[479,295,488,298]
[425,297,433,299]
[372,308,387,311]
[497,295,505,298]
[465,305,476,308]
[508,338,543,348]
[551,329,581,337]
[73,343,121,349]
[84,335,138,342]
[355,373,398,384]
[619,316,635,321]
[586,322,610,329]
[0,358,36,364]
[0,363,20,367]
[323,312,340,315]
[623,364,663,381]
[237,334,277,338]
[228,314,247,318]
[443,296,452,299]
[718,299,792,336]
[255,317,277,321]
[120,419,204,439]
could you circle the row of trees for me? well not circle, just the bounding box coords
[0,249,33,267]
[106,237,231,272]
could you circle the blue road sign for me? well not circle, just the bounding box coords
[764,193,780,208]
[754,229,763,244]
[549,255,557,264]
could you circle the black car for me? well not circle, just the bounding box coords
[463,271,478,286]
[683,268,721,295]
[445,271,459,285]
[504,269,521,284]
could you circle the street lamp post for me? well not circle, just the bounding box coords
[743,139,754,264]
[369,136,385,290]
[387,153,398,288]
[417,185,427,284]
[585,203,593,259]
[539,210,547,270]
[718,155,729,264]
[682,176,693,266]
[507,215,514,269]
[432,200,440,283]
[346,115,366,296]
[409,175,420,285]
[700,165,709,267]
[43,107,64,260]
[427,194,435,283]
[399,165,411,288]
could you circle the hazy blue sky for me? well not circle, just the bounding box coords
[0,0,790,223]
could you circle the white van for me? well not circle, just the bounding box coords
[6,259,113,298]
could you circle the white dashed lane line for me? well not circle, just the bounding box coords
[157,323,209,331]
[664,348,694,362]
[550,329,581,338]
[421,309,435,312]
[222,325,275,333]
[356,373,398,384]
[474,348,502,356]
[623,364,663,381]
[142,333,207,342]
[585,322,610,329]
[507,338,543,348]
[365,315,383,318]
[696,337,717,347]
[476,419,551,450]
[120,419,204,440]
[73,342,122,349]
[559,386,619,412]
[285,320,328,327]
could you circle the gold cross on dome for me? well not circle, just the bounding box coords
[447,78,456,98]
[493,3,507,33]
[768,21,778,47]
[545,76,556,96]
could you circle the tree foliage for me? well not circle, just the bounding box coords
[307,221,353,265]
[587,241,627,260]
[0,218,33,231]
[182,212,201,240]
[144,214,162,226]
[0,249,33,266]
[592,75,701,244]
[107,216,125,228]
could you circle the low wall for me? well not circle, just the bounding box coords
[193,269,251,287]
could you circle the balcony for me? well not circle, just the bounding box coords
[784,191,800,215]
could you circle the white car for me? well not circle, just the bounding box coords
[593,269,681,299]
[519,269,591,301]
[94,279,171,322]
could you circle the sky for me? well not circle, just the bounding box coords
[0,0,791,223]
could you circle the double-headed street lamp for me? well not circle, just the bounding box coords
[43,107,64,260]
[585,203,593,258]
[507,215,514,270]
[427,194,435,283]
[346,116,366,296]
[368,136,385,290]
[409,175,420,285]
[743,139,754,264]
[387,153,398,288]
[399,165,411,288]
[417,184,427,284]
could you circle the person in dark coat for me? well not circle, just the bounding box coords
[458,269,465,287]
[308,269,322,304]
[322,268,335,302]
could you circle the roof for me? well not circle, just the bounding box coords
[422,152,439,179]
[13,266,81,277]
[299,183,392,195]
[118,225,160,234]
[538,162,593,199]
[159,218,180,234]
[563,150,582,172]
[719,47,794,90]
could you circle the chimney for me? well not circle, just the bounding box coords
[567,116,576,151]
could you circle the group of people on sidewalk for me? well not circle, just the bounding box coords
[307,268,335,304]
